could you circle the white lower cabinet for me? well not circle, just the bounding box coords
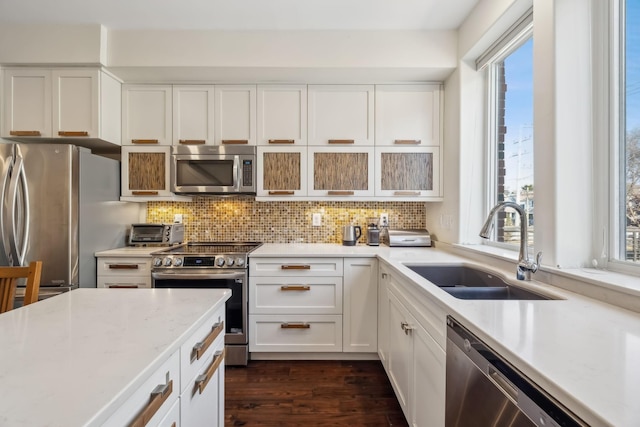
[383,266,446,427]
[157,399,180,427]
[102,350,180,427]
[96,257,152,288]
[102,304,226,427]
[250,314,343,352]
[343,258,378,353]
[179,307,226,427]
[249,256,378,355]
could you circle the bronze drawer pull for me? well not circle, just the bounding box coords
[131,139,159,144]
[108,264,139,270]
[328,139,354,144]
[394,139,422,145]
[58,131,89,137]
[328,191,354,196]
[222,140,249,144]
[393,191,421,196]
[192,321,224,362]
[195,349,225,394]
[128,379,173,427]
[179,139,206,145]
[10,130,41,136]
[268,191,295,195]
[281,265,311,270]
[281,323,310,329]
[268,139,295,144]
[132,191,159,196]
[107,285,140,288]
[280,285,311,291]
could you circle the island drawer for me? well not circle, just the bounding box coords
[250,276,343,314]
[250,257,343,277]
[249,314,343,352]
[102,349,179,427]
[181,337,225,427]
[180,305,225,392]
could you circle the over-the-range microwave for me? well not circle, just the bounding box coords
[171,145,256,195]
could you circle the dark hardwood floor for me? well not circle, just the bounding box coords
[225,360,409,427]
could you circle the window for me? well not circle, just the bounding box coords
[621,0,640,263]
[481,15,534,249]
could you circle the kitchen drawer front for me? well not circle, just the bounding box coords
[97,275,152,289]
[97,257,152,276]
[102,349,179,427]
[180,305,225,393]
[249,314,343,352]
[250,276,343,314]
[250,257,343,277]
[157,398,180,427]
[181,342,225,427]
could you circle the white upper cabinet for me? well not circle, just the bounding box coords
[2,68,52,138]
[374,84,442,146]
[2,68,121,143]
[214,85,256,146]
[122,84,172,145]
[172,85,215,146]
[308,85,374,146]
[257,85,307,145]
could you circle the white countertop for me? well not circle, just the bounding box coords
[0,288,231,427]
[251,243,640,427]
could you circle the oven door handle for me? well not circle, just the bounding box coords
[151,271,246,280]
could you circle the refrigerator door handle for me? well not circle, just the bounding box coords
[0,155,13,264]
[6,155,29,266]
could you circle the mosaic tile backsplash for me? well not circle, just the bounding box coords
[146,198,426,244]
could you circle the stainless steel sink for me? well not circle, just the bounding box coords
[404,264,558,300]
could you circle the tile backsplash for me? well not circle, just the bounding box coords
[146,198,426,244]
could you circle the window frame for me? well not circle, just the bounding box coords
[481,24,534,251]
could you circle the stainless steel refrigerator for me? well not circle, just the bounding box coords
[0,143,140,288]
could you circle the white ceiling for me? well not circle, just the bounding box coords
[0,0,479,31]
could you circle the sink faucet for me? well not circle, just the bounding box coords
[479,201,542,281]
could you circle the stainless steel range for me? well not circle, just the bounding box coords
[151,242,262,366]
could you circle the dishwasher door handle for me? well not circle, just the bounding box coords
[487,366,519,403]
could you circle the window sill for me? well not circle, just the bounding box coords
[449,243,640,313]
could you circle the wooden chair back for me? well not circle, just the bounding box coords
[0,261,43,314]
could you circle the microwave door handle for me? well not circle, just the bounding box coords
[234,155,241,192]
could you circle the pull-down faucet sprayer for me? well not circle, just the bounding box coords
[479,201,542,281]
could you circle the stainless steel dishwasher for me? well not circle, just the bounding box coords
[446,317,588,427]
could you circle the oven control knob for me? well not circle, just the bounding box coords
[216,258,225,267]
[226,257,234,266]
[163,257,173,267]
[235,258,245,267]
[153,257,163,267]
[173,258,183,267]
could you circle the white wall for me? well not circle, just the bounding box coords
[0,24,106,65]
[428,0,531,244]
[106,29,458,83]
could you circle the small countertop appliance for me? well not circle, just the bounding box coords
[385,229,432,247]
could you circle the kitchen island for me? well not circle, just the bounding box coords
[0,288,230,427]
